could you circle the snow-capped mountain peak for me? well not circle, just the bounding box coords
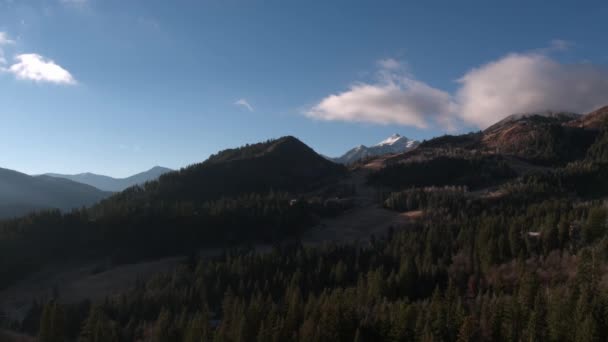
[376,133,403,146]
[331,134,419,164]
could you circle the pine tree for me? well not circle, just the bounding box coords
[79,305,118,342]
[575,315,600,342]
[526,292,548,342]
[153,309,173,342]
[39,301,65,342]
[456,315,476,342]
[184,312,208,342]
[39,302,53,342]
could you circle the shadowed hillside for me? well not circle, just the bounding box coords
[105,136,346,205]
[44,166,172,192]
[0,137,347,290]
[0,168,110,219]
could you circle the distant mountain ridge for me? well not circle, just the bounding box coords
[332,134,419,164]
[0,168,110,219]
[44,166,172,192]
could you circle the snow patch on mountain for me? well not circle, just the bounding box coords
[331,134,419,164]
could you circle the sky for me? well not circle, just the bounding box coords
[1,0,608,177]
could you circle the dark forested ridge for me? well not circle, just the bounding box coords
[3,109,608,342]
[0,136,347,290]
[126,136,347,203]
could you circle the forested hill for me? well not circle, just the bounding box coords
[0,136,347,290]
[416,110,599,165]
[5,112,608,342]
[101,136,346,206]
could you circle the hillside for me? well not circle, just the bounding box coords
[413,110,601,166]
[565,105,608,130]
[3,117,608,341]
[365,108,608,195]
[0,168,110,219]
[0,136,347,289]
[107,136,346,205]
[480,112,597,163]
[44,166,172,192]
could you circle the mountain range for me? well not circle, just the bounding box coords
[44,166,172,192]
[0,168,110,219]
[2,105,608,335]
[331,134,419,164]
[3,107,607,222]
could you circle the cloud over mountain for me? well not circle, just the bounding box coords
[307,46,608,130]
[457,53,608,128]
[306,62,455,129]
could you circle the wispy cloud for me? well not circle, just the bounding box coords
[307,42,608,130]
[234,98,254,112]
[0,32,14,66]
[548,39,571,51]
[137,16,161,31]
[7,54,76,85]
[0,32,15,45]
[118,144,142,153]
[59,0,88,7]
[377,58,401,70]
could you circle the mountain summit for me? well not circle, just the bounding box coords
[332,134,419,164]
[111,136,347,204]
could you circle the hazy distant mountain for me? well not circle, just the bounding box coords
[332,134,419,164]
[45,166,172,192]
[0,167,110,219]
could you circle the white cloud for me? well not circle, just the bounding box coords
[306,59,456,130]
[234,98,254,112]
[457,53,608,128]
[7,53,76,85]
[307,47,608,130]
[307,80,454,129]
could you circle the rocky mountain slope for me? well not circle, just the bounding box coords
[332,134,419,164]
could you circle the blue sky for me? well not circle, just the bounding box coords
[1,0,608,177]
